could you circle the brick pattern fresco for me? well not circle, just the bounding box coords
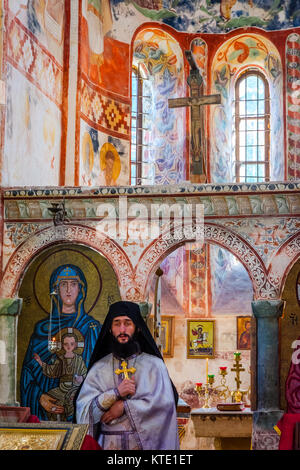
[6,13,63,108]
[80,78,130,139]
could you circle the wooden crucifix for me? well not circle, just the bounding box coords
[168,50,221,183]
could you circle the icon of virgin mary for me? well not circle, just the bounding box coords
[20,264,102,421]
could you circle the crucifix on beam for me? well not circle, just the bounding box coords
[168,50,221,183]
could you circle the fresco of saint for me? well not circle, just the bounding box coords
[20,264,102,421]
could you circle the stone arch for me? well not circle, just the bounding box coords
[0,224,135,299]
[268,231,300,299]
[135,222,272,300]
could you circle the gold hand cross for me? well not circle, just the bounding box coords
[115,360,136,380]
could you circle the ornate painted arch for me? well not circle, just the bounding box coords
[0,224,134,299]
[268,231,300,299]
[135,222,278,301]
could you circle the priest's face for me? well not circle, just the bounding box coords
[111,316,136,344]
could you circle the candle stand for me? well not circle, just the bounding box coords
[195,352,250,408]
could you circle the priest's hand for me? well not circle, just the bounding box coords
[39,393,64,414]
[101,400,124,424]
[117,377,136,398]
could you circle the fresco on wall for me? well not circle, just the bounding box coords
[8,0,65,63]
[286,33,300,180]
[79,0,131,192]
[221,216,300,265]
[191,38,207,85]
[17,244,121,421]
[81,0,130,94]
[148,246,187,316]
[210,33,283,183]
[133,28,186,184]
[160,247,186,311]
[4,64,61,186]
[111,0,300,38]
[80,124,129,185]
[209,245,253,315]
[3,2,64,186]
[189,244,207,316]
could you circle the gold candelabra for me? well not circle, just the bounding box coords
[214,367,231,401]
[195,382,211,409]
[195,352,250,408]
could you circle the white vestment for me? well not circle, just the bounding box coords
[76,352,180,450]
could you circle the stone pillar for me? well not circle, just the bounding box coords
[251,300,285,450]
[0,298,23,405]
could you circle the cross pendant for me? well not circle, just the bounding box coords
[115,360,136,380]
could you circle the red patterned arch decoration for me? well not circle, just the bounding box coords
[268,232,300,298]
[0,224,135,300]
[135,222,277,300]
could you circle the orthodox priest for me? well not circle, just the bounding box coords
[75,301,180,450]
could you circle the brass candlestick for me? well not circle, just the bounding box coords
[195,381,211,408]
[194,383,203,399]
[215,367,230,402]
[202,383,210,409]
[207,374,215,387]
[195,382,210,409]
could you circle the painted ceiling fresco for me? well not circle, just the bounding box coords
[111,0,300,35]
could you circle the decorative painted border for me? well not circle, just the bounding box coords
[6,11,63,108]
[0,224,134,300]
[80,77,130,139]
[134,222,274,300]
[2,180,300,199]
[286,33,300,180]
[3,188,300,223]
[1,220,300,303]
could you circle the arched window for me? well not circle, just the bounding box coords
[234,71,270,182]
[130,65,152,185]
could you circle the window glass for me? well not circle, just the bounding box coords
[235,71,270,183]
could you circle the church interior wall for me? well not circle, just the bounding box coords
[3,2,300,188]
[2,1,65,187]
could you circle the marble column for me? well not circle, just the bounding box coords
[0,298,23,405]
[251,299,285,450]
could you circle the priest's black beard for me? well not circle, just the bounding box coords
[111,333,140,358]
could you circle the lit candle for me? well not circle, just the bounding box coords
[195,382,202,387]
[234,352,241,357]
[206,358,208,383]
[220,366,227,371]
